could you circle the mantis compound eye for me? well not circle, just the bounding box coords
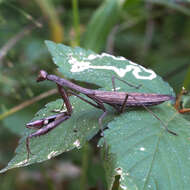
[37,70,48,82]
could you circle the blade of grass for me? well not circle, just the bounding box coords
[34,0,63,42]
[72,0,80,46]
[83,0,124,52]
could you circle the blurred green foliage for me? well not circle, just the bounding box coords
[0,0,190,189]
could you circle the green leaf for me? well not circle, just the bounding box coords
[44,41,190,189]
[3,41,190,190]
[104,104,190,190]
[82,0,124,52]
[0,98,115,173]
[45,40,174,95]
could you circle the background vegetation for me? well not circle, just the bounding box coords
[0,0,190,189]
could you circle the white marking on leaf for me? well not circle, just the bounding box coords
[73,139,81,148]
[115,167,134,190]
[139,147,146,151]
[69,55,156,80]
[87,53,126,61]
[112,87,121,91]
[115,167,125,180]
[14,159,28,167]
[47,151,58,159]
[116,167,123,175]
[120,184,127,190]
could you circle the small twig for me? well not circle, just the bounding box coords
[142,2,154,58]
[106,25,119,54]
[106,11,162,54]
[0,89,57,121]
[3,1,42,27]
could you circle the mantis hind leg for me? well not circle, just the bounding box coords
[109,93,129,113]
[120,94,129,113]
[67,90,101,109]
[112,77,177,136]
[66,91,108,140]
[111,76,142,92]
[67,91,109,152]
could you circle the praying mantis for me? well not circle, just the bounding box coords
[25,70,179,159]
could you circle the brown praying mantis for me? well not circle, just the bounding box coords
[26,70,177,159]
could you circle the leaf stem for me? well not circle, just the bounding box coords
[183,66,190,89]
